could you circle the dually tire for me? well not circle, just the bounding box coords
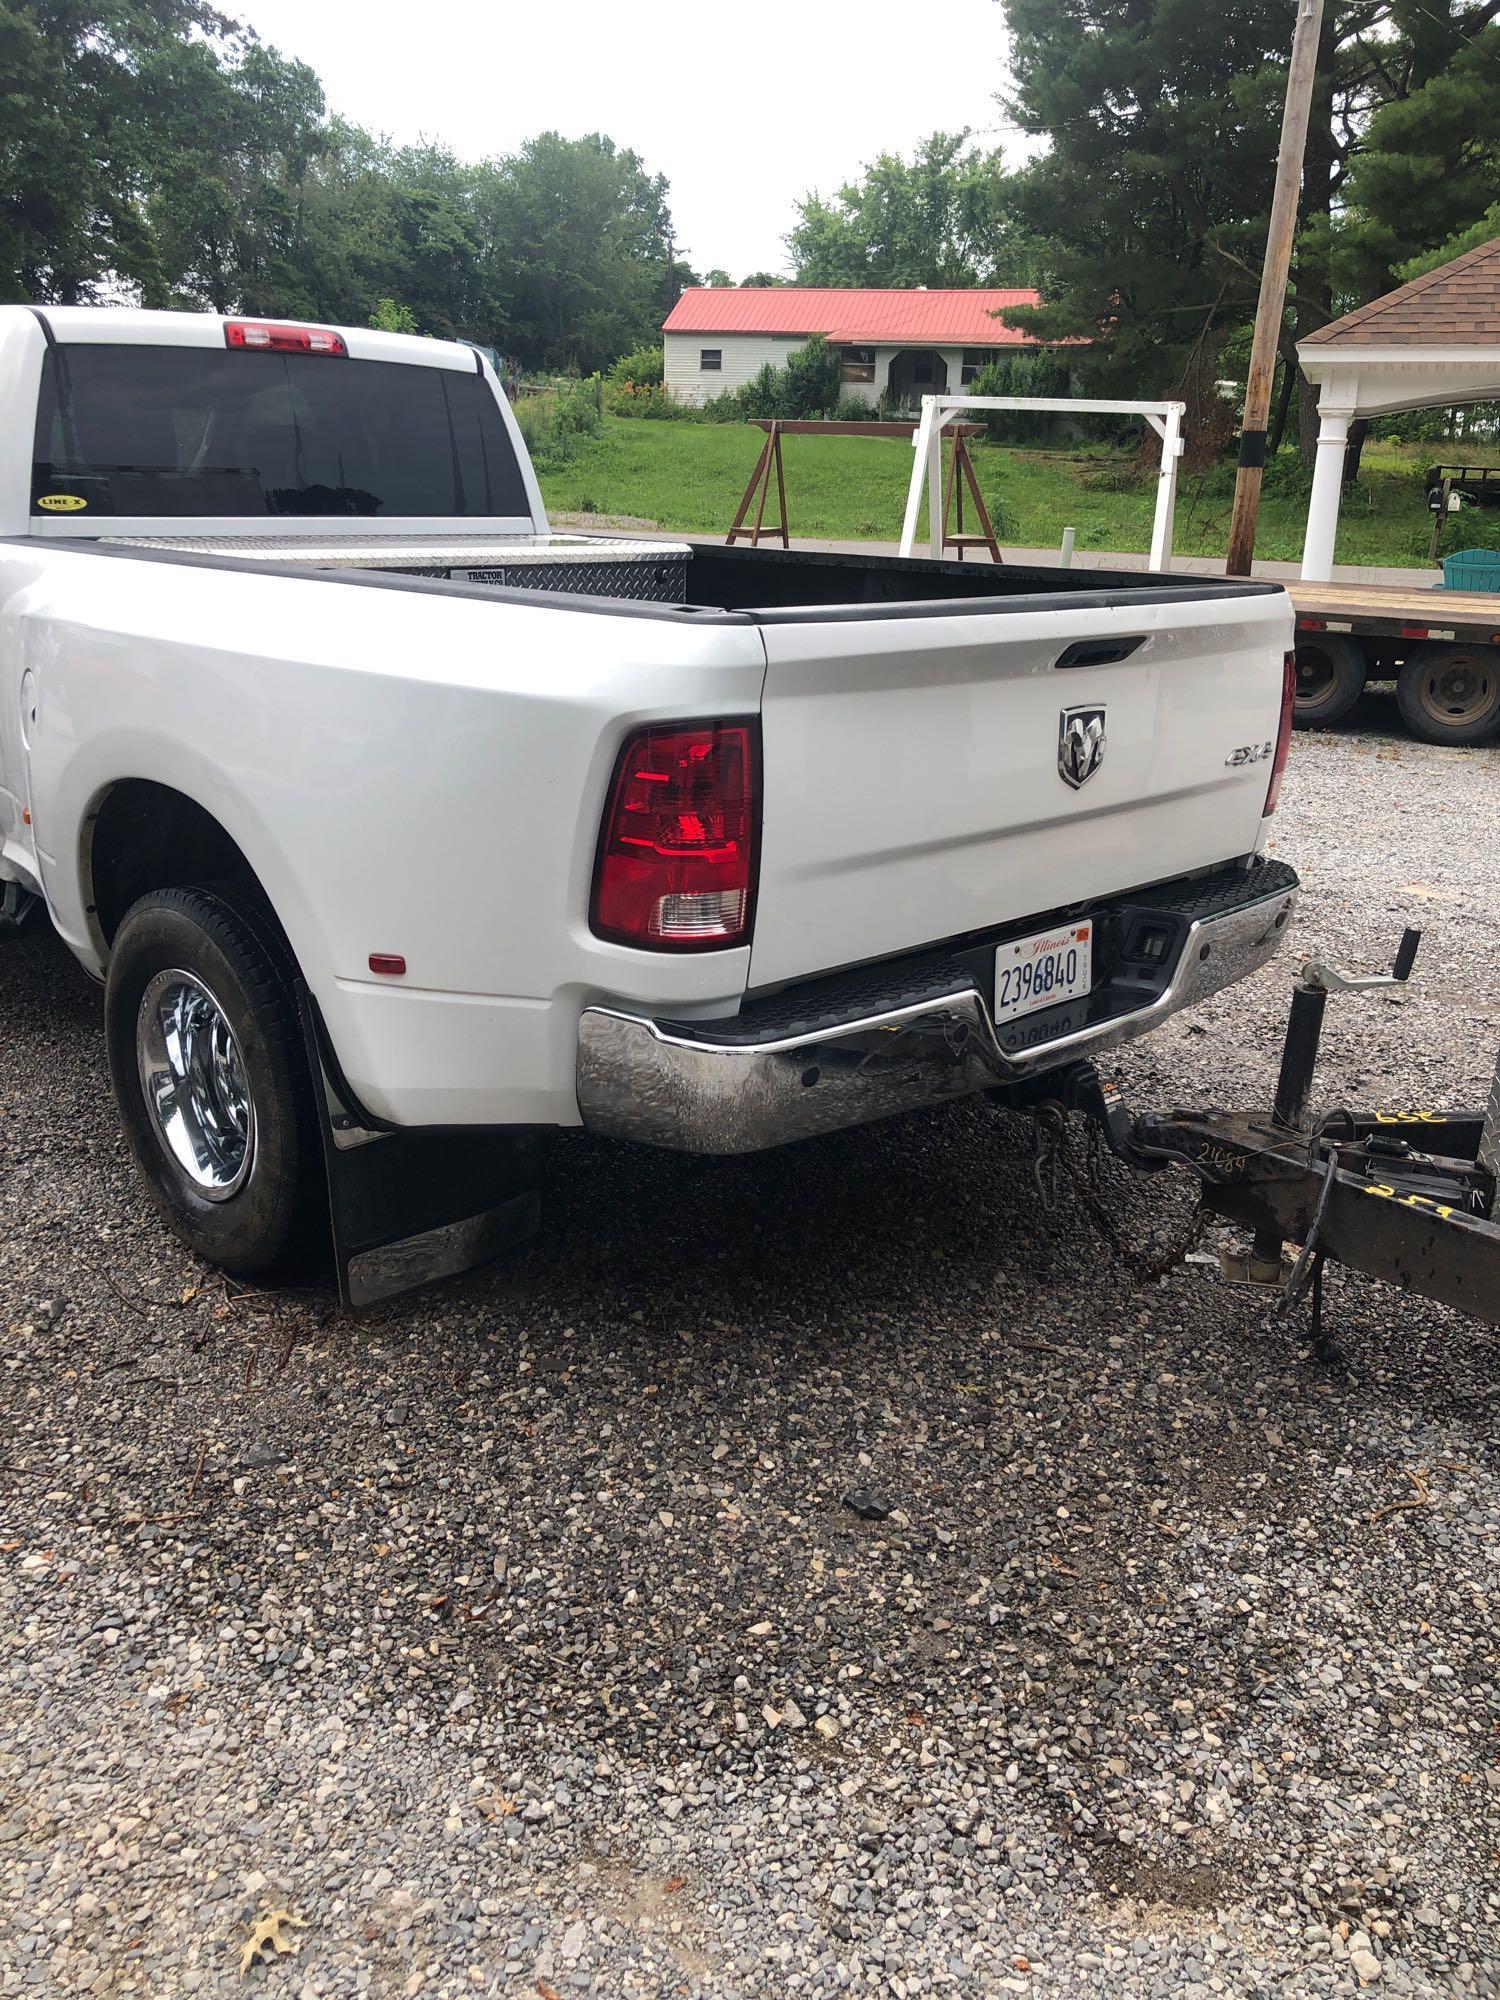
[104,887,324,1277]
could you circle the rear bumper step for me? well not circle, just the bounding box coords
[577,861,1299,1154]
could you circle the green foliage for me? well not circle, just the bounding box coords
[1000,0,1500,452]
[967,350,1072,444]
[484,132,675,371]
[605,353,752,424]
[609,380,685,418]
[606,343,664,389]
[1397,211,1500,283]
[611,337,869,426]
[0,10,680,371]
[1258,449,1314,502]
[789,131,1041,287]
[0,0,257,304]
[783,334,842,416]
[369,297,418,333]
[512,377,605,470]
[697,389,745,424]
[134,35,331,317]
[737,338,846,420]
[1370,402,1500,445]
[1001,0,1286,399]
[1337,13,1500,298]
[737,361,787,421]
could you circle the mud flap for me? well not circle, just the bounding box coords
[297,985,547,1310]
[0,882,42,933]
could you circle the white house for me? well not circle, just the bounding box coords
[662,286,1050,408]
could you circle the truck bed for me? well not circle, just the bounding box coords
[99,531,1285,619]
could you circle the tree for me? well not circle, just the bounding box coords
[1000,0,1293,411]
[702,266,732,288]
[1001,0,1500,459]
[739,334,845,418]
[470,132,673,371]
[381,147,489,343]
[1335,7,1500,297]
[1397,205,1500,280]
[2,13,683,373]
[0,0,235,302]
[288,120,412,327]
[136,36,329,314]
[738,270,788,288]
[789,131,1041,287]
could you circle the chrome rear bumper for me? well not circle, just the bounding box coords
[576,866,1298,1155]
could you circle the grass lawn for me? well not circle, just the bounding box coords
[535,417,1500,568]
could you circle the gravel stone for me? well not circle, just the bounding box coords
[0,722,1496,1998]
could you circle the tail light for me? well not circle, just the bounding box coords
[225,320,347,356]
[1263,650,1296,815]
[591,722,757,950]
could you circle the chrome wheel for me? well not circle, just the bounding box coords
[136,969,256,1200]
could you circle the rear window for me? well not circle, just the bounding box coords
[31,343,530,519]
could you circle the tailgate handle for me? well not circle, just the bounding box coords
[1054,637,1146,669]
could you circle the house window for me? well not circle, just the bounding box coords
[700,348,722,372]
[960,348,995,385]
[839,345,876,384]
[912,357,934,386]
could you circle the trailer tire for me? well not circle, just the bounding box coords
[1396,645,1500,746]
[105,886,325,1279]
[1292,634,1367,728]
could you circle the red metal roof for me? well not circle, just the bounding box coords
[663,287,1045,346]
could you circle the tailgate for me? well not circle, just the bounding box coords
[749,589,1294,989]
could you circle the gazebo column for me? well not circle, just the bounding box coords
[1300,401,1354,581]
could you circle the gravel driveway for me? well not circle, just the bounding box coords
[2,709,1497,1999]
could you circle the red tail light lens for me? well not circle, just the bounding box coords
[225,320,347,356]
[1263,650,1297,816]
[591,722,757,950]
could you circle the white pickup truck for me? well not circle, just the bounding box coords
[0,306,1299,1304]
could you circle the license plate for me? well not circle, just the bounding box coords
[994,920,1094,1025]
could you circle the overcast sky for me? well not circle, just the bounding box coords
[225,0,1023,280]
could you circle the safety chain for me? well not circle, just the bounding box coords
[1032,1105,1209,1284]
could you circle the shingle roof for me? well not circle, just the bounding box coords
[662,287,1045,346]
[1302,237,1500,347]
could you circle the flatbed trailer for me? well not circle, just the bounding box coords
[1288,578,1500,745]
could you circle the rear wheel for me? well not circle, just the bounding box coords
[1292,634,1367,728]
[1396,645,1500,746]
[104,887,324,1277]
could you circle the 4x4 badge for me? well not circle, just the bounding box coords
[1058,705,1107,789]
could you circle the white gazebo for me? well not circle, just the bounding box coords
[1298,237,1500,579]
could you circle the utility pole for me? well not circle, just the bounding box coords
[1225,0,1326,576]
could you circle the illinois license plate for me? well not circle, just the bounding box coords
[994,920,1094,1025]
